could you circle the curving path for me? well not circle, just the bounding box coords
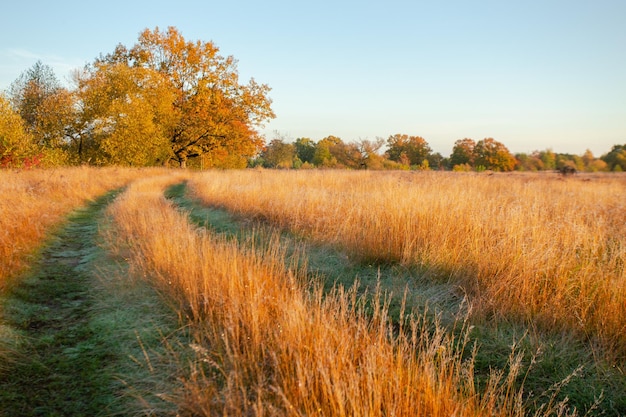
[0,190,179,416]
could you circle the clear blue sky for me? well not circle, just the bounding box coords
[1,0,624,156]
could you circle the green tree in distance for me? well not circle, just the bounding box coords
[602,144,626,171]
[385,134,432,167]
[313,136,342,167]
[515,152,544,171]
[449,138,476,169]
[474,138,517,171]
[261,138,296,168]
[294,137,316,164]
[8,61,74,162]
[539,149,557,170]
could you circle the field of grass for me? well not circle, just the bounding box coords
[0,166,167,291]
[107,175,543,416]
[1,167,624,415]
[186,170,626,362]
[0,190,182,415]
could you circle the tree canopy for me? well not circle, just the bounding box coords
[473,138,517,172]
[602,144,626,171]
[79,26,274,167]
[1,29,623,172]
[260,137,296,169]
[75,62,175,165]
[8,61,73,164]
[0,95,38,167]
[386,134,432,167]
[450,138,476,168]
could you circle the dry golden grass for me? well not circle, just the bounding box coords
[0,166,167,291]
[186,170,626,360]
[106,174,573,416]
[0,166,170,391]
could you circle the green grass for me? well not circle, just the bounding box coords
[165,181,626,416]
[0,190,183,416]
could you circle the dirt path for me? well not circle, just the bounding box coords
[0,191,179,416]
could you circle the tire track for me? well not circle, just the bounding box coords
[0,190,179,416]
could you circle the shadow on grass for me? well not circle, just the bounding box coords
[165,180,626,416]
[0,189,183,416]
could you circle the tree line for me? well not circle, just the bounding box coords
[1,27,273,169]
[256,134,626,172]
[1,26,624,172]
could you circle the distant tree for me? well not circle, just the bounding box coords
[8,61,75,152]
[449,138,476,168]
[313,135,342,167]
[572,154,585,172]
[416,159,430,171]
[331,141,362,169]
[9,61,59,134]
[557,165,577,175]
[385,134,432,167]
[586,159,608,172]
[515,152,543,171]
[294,137,316,164]
[539,149,556,170]
[354,138,385,169]
[427,152,445,170]
[574,149,608,172]
[601,144,626,171]
[555,154,578,172]
[474,138,516,171]
[261,138,295,168]
[0,95,38,167]
[452,163,472,172]
[581,149,595,169]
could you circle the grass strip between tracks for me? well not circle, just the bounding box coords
[0,189,182,416]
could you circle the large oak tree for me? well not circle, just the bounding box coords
[79,26,274,167]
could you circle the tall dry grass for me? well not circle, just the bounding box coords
[106,175,572,416]
[0,166,170,384]
[186,170,626,360]
[0,166,166,291]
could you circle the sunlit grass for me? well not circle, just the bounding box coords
[0,166,167,374]
[0,188,184,415]
[0,166,166,291]
[106,175,573,416]
[186,170,626,361]
[3,167,621,414]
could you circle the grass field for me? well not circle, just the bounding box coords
[0,166,167,291]
[186,170,626,362]
[1,167,624,415]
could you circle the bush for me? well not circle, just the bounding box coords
[452,163,472,172]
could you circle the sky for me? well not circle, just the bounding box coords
[1,0,624,157]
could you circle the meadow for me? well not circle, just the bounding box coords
[1,167,624,415]
[0,166,166,290]
[186,170,626,362]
